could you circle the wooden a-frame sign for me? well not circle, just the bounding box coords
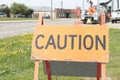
[31,13,109,80]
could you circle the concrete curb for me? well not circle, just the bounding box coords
[0,18,78,24]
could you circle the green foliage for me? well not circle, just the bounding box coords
[0,3,34,18]
[25,8,34,17]
[2,6,10,17]
[0,29,120,80]
[0,4,10,17]
[0,34,34,80]
[10,3,27,15]
[107,29,120,79]
[0,4,6,12]
[0,17,37,21]
[0,34,84,80]
[10,2,34,17]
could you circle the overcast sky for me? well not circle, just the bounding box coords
[0,0,85,9]
[0,0,118,10]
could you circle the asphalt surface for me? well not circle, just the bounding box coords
[0,19,120,38]
[0,19,75,38]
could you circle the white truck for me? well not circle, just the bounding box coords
[81,8,100,24]
[111,9,120,23]
[81,0,112,24]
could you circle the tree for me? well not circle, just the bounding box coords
[0,4,10,17]
[3,6,10,17]
[25,8,34,18]
[0,4,6,11]
[11,3,27,15]
[10,3,34,17]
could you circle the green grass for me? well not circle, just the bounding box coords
[0,34,84,80]
[107,28,120,79]
[0,18,37,21]
[0,29,120,80]
[0,34,34,80]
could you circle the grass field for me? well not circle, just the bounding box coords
[0,29,120,80]
[0,18,37,21]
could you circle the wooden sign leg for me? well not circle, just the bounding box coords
[100,13,105,26]
[45,61,52,80]
[101,63,106,80]
[100,12,106,80]
[34,60,40,80]
[97,63,101,80]
[38,13,43,25]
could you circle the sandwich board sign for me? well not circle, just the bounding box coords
[31,13,109,80]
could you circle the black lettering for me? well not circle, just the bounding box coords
[57,35,67,49]
[84,35,93,50]
[69,35,77,49]
[35,34,44,49]
[79,35,82,50]
[96,35,106,50]
[45,35,56,49]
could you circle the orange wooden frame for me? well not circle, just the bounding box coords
[33,13,107,80]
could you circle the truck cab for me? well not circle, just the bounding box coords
[111,9,120,23]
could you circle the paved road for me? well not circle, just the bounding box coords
[0,19,76,38]
[0,20,37,38]
[0,19,120,38]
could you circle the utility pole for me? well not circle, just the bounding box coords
[117,0,119,9]
[97,0,100,14]
[61,1,63,9]
[51,0,53,21]
[83,0,84,10]
[97,0,100,7]
[111,0,114,11]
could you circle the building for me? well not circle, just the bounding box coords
[32,6,55,18]
[55,7,81,18]
[32,6,81,19]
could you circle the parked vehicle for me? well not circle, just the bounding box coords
[15,14,25,18]
[0,12,7,18]
[43,15,50,19]
[81,0,112,24]
[81,7,99,24]
[111,9,120,23]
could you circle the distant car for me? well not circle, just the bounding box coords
[0,12,7,18]
[15,14,25,18]
[43,15,50,19]
[111,9,120,23]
